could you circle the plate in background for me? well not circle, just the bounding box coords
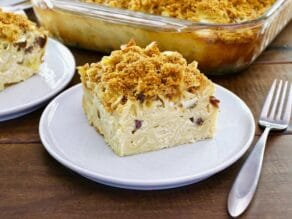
[0,38,75,121]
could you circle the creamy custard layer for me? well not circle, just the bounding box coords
[83,85,218,156]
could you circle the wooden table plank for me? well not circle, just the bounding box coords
[0,135,291,218]
[256,48,292,64]
[0,110,41,144]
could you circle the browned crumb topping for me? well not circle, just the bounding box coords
[0,10,42,42]
[82,0,275,23]
[78,40,212,112]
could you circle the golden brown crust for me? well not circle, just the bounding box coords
[82,0,275,24]
[0,10,45,42]
[78,40,213,112]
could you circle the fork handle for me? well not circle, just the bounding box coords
[227,127,271,217]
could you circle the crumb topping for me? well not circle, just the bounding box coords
[82,0,275,24]
[78,40,212,112]
[0,10,43,42]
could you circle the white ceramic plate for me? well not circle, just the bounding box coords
[0,0,24,6]
[0,1,32,12]
[0,38,75,121]
[39,84,255,190]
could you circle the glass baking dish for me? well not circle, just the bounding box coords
[32,0,292,75]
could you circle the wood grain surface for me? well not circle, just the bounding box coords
[0,9,291,219]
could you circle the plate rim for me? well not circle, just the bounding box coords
[0,38,76,117]
[39,83,255,188]
[0,103,43,122]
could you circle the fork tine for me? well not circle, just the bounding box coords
[283,83,292,123]
[276,81,288,120]
[260,79,277,118]
[269,80,283,119]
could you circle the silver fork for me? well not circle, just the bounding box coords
[228,79,292,217]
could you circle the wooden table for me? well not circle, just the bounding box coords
[1,10,292,218]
